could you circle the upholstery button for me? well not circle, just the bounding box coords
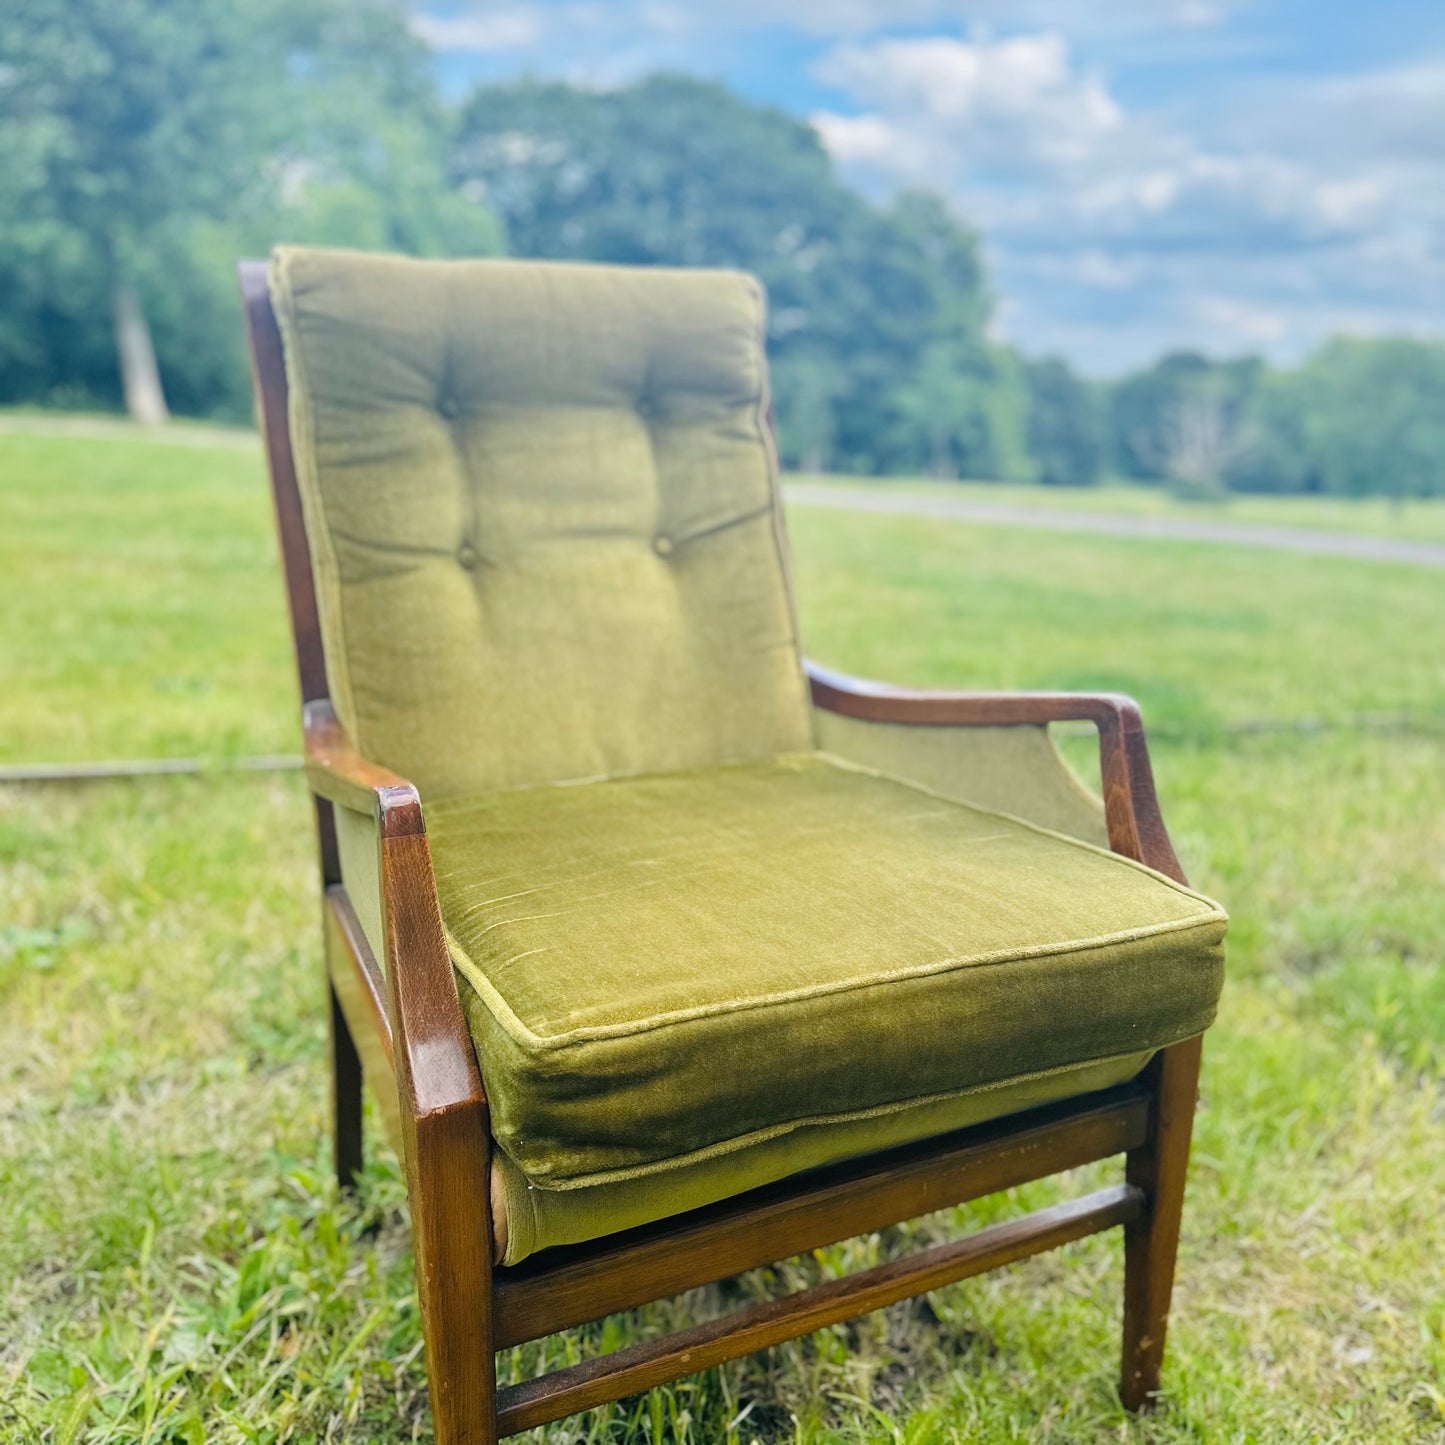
[653,534,674,558]
[439,395,460,421]
[457,542,478,570]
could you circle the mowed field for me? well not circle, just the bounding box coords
[2,426,1444,1444]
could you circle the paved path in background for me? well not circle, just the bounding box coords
[784,481,1445,570]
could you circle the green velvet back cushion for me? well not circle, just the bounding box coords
[270,247,813,798]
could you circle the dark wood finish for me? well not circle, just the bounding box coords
[497,1184,1142,1436]
[1121,1033,1204,1409]
[495,1084,1147,1348]
[377,770,497,1445]
[807,661,1185,882]
[239,259,329,707]
[240,259,1210,1442]
[324,888,403,1156]
[326,887,391,1059]
[328,982,364,1190]
[304,699,418,821]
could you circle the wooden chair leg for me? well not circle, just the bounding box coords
[408,1110,498,1445]
[1120,1035,1203,1410]
[328,982,364,1191]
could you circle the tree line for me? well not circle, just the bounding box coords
[3,0,1443,497]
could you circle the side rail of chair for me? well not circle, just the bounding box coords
[805,660,1186,884]
[302,700,487,1115]
[303,699,499,1434]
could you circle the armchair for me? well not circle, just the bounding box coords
[240,248,1225,1442]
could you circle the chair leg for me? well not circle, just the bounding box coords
[1120,1034,1203,1411]
[329,982,364,1191]
[409,1110,498,1445]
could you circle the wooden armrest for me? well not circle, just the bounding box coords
[304,699,424,838]
[304,701,486,1127]
[805,660,1186,884]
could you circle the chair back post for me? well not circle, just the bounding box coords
[238,258,340,884]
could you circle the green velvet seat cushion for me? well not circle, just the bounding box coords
[489,1047,1153,1265]
[430,754,1227,1201]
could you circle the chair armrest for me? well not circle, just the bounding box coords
[806,660,1186,884]
[304,701,487,1125]
[304,699,422,833]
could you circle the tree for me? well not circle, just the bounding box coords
[1291,337,1445,500]
[453,77,1026,478]
[1108,351,1262,487]
[856,191,1033,481]
[1023,356,1104,486]
[771,347,842,474]
[0,0,499,421]
[1226,370,1315,494]
[1157,385,1257,498]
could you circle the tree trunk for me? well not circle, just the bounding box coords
[112,280,169,425]
[930,427,956,480]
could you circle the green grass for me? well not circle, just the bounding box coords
[2,428,1444,1443]
[0,432,294,765]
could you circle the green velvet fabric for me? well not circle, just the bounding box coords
[334,804,384,961]
[430,754,1226,1193]
[491,1047,1153,1265]
[269,247,813,801]
[812,710,1110,846]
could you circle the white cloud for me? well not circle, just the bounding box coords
[1312,178,1384,229]
[810,113,925,174]
[723,0,1243,39]
[1169,0,1231,27]
[411,2,714,86]
[411,7,544,52]
[638,4,691,37]
[814,33,1122,179]
[807,27,1442,368]
[1195,295,1286,344]
[1024,249,1141,290]
[811,31,1376,247]
[1239,59,1445,168]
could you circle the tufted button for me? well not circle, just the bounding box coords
[652,534,674,558]
[457,541,479,570]
[438,394,460,421]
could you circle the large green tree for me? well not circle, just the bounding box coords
[1195,336,1445,498]
[0,0,499,421]
[1109,351,1262,490]
[1289,336,1445,499]
[1023,356,1104,486]
[453,75,1029,478]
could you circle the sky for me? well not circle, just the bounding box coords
[409,1,1445,375]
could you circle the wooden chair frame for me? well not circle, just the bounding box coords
[240,260,1205,1442]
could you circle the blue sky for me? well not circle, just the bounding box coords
[410,1,1445,375]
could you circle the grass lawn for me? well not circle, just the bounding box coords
[2,427,1443,1443]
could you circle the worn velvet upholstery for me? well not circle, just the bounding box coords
[270,246,812,801]
[489,1049,1153,1264]
[811,709,1111,846]
[270,247,1228,1266]
[430,755,1225,1191]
